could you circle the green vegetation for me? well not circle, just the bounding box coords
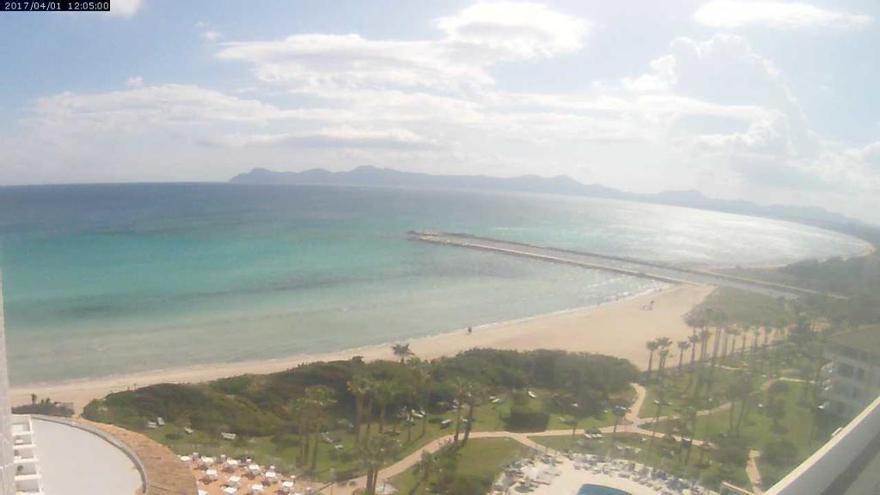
[654,380,843,487]
[84,348,637,490]
[392,438,530,495]
[12,394,74,417]
[693,287,790,329]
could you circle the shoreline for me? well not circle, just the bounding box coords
[10,284,714,411]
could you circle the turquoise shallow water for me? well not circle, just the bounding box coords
[0,184,869,385]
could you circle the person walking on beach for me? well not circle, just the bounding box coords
[467,326,472,335]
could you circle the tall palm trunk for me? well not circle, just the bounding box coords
[354,394,364,443]
[310,430,320,471]
[378,402,388,433]
[463,402,476,445]
[453,405,464,443]
[363,398,374,445]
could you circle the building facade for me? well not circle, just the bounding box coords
[822,327,880,418]
[0,278,16,495]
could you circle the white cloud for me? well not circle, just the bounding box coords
[622,55,677,93]
[125,76,144,88]
[110,0,143,18]
[694,0,871,30]
[210,127,440,150]
[30,84,287,133]
[218,34,494,92]
[217,2,587,94]
[435,1,589,59]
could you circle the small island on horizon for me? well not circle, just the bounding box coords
[231,166,880,247]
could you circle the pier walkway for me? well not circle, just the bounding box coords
[409,231,825,298]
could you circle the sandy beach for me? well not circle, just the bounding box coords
[10,284,714,411]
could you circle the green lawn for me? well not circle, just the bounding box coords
[640,365,747,418]
[391,437,530,495]
[654,380,845,487]
[143,385,633,482]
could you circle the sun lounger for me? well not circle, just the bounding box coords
[227,475,241,487]
[247,463,261,476]
[222,488,236,495]
[250,484,265,494]
[265,471,277,483]
[224,459,240,471]
[157,417,165,426]
[280,480,295,493]
[206,469,218,481]
[221,432,237,440]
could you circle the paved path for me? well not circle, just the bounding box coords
[747,450,764,494]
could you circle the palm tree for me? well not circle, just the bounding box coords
[611,405,627,437]
[304,385,336,471]
[645,339,660,380]
[648,390,669,450]
[734,375,756,434]
[359,435,400,495]
[762,326,773,348]
[658,348,670,382]
[723,328,738,361]
[290,397,311,463]
[414,365,432,438]
[681,405,699,465]
[452,378,471,444]
[416,450,439,494]
[373,380,395,434]
[698,329,711,362]
[654,337,672,383]
[462,383,485,446]
[677,340,690,371]
[711,325,724,367]
[688,334,700,366]
[362,379,377,445]
[347,375,371,443]
[391,343,414,363]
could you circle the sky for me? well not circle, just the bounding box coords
[1,0,879,223]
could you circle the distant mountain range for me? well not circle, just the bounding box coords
[231,166,878,245]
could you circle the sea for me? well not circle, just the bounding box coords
[0,183,870,385]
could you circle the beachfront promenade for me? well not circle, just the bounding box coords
[410,232,825,299]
